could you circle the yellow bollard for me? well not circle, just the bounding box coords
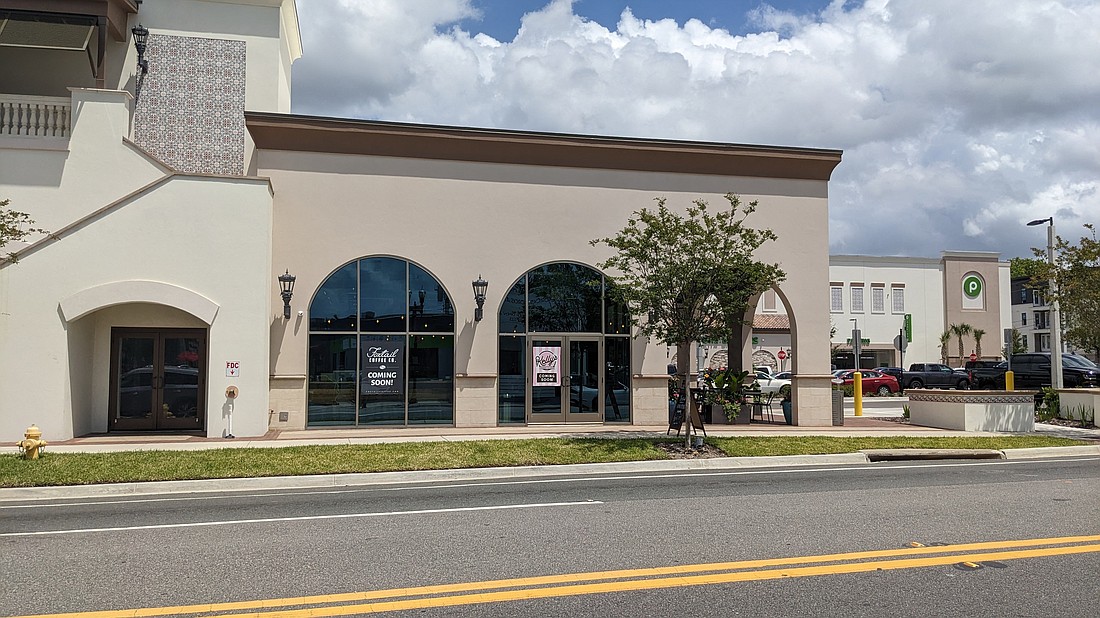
[1005,370,1014,391]
[854,371,863,416]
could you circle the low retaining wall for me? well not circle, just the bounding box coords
[1058,390,1100,423]
[908,390,1034,432]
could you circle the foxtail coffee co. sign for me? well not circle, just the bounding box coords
[361,341,405,395]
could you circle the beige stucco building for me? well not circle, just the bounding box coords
[0,0,842,441]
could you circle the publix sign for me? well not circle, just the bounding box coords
[961,273,985,309]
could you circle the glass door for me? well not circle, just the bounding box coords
[529,338,565,423]
[566,337,602,423]
[528,336,603,423]
[110,329,205,431]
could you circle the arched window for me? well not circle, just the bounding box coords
[308,257,454,426]
[498,262,631,424]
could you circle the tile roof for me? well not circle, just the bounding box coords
[753,314,790,331]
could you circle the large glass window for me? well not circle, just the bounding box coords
[498,336,526,423]
[308,258,454,427]
[310,263,357,331]
[498,263,631,424]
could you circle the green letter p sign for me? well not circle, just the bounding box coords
[962,274,983,299]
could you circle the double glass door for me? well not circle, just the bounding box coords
[110,328,206,431]
[529,336,602,423]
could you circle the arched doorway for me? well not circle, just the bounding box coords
[307,257,455,427]
[497,262,631,424]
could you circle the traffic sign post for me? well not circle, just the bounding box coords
[969,352,977,362]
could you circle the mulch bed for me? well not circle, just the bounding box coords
[657,441,727,459]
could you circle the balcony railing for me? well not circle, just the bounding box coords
[0,95,71,138]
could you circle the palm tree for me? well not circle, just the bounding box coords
[972,328,986,359]
[939,331,952,365]
[949,323,972,365]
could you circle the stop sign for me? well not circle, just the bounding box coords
[778,350,787,360]
[969,353,977,362]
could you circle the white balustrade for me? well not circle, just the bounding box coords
[0,95,71,138]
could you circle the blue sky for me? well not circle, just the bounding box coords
[460,0,832,40]
[293,1,1100,260]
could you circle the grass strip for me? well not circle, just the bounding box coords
[0,435,1086,488]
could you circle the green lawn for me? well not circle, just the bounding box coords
[0,435,1087,488]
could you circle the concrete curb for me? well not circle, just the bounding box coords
[0,453,870,501]
[861,449,1005,461]
[1001,445,1100,459]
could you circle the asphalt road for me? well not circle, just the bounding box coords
[2,457,1099,617]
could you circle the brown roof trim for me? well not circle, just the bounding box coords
[245,112,843,181]
[0,0,138,40]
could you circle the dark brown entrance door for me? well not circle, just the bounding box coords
[110,328,206,431]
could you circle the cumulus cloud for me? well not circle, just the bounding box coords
[292,0,1100,259]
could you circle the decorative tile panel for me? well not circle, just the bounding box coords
[908,391,1034,404]
[133,34,246,175]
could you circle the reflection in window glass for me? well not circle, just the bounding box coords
[605,337,631,422]
[528,263,602,332]
[604,281,630,335]
[498,336,526,423]
[408,335,454,424]
[308,334,357,426]
[499,278,526,334]
[310,262,357,331]
[360,257,407,332]
[409,263,455,333]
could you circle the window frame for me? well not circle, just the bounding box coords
[850,284,864,314]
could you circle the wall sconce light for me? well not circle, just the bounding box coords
[131,24,150,74]
[472,275,488,322]
[279,270,296,319]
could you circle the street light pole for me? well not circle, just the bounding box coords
[1028,217,1063,389]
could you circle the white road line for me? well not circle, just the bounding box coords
[0,500,603,537]
[3,456,1096,510]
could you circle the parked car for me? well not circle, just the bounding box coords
[570,378,630,413]
[832,369,900,395]
[750,370,792,395]
[772,371,792,380]
[969,353,1100,389]
[119,366,199,417]
[876,367,905,383]
[901,363,971,390]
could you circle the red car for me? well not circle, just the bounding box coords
[832,369,900,395]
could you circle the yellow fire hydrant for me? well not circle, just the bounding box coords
[16,424,47,460]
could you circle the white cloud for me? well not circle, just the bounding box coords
[292,0,1100,259]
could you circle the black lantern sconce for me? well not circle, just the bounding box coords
[472,275,488,322]
[278,270,296,319]
[131,24,150,74]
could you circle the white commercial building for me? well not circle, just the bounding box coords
[827,253,1011,369]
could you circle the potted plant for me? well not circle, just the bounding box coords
[780,384,793,425]
[702,367,751,424]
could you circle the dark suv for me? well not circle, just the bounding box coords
[1006,353,1099,389]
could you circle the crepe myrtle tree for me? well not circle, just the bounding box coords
[592,193,785,446]
[1,198,47,262]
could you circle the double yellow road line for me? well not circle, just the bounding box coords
[19,534,1100,617]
